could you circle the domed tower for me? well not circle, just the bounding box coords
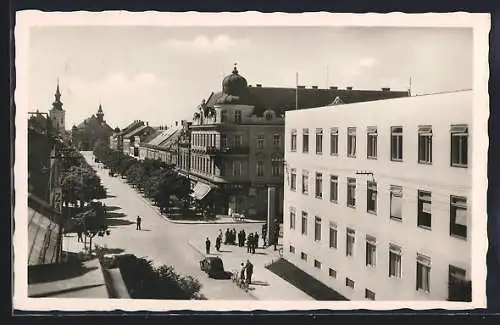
[96,104,104,122]
[222,64,248,97]
[49,80,66,134]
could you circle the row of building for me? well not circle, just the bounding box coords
[107,66,410,221]
[53,64,471,301]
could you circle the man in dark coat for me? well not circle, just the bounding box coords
[245,260,254,285]
[136,216,142,230]
[224,228,230,244]
[247,233,253,253]
[215,235,221,252]
[261,224,267,246]
[241,229,246,247]
[205,237,211,255]
[254,233,259,251]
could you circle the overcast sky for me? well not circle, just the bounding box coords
[28,26,472,129]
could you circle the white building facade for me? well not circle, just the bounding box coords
[283,90,472,301]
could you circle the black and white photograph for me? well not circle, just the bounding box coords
[14,11,490,311]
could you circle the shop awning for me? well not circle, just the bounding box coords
[191,182,212,200]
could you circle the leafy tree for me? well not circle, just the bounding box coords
[72,201,110,255]
[61,166,106,207]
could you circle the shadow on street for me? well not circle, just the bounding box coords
[28,260,98,284]
[104,205,121,212]
[106,218,135,227]
[106,212,126,219]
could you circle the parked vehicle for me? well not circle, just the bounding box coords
[199,256,225,278]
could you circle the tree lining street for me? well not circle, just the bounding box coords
[67,151,263,300]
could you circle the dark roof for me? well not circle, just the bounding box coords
[205,86,409,116]
[123,125,153,139]
[28,194,61,266]
[76,115,113,131]
[118,120,145,137]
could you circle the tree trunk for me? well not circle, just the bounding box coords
[89,235,93,255]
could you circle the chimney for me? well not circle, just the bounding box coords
[248,85,252,87]
[146,122,149,126]
[256,84,262,87]
[346,87,353,90]
[382,87,391,92]
[297,85,306,89]
[330,86,338,90]
[175,121,178,126]
[311,85,318,89]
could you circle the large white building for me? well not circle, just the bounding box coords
[283,90,472,301]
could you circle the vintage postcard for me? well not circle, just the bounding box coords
[13,11,490,312]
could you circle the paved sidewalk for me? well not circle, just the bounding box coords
[115,177,265,225]
[187,239,314,301]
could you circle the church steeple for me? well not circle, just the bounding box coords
[96,103,104,122]
[52,80,63,111]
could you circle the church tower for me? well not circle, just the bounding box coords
[49,81,66,134]
[96,104,104,122]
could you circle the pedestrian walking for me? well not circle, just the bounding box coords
[218,229,223,241]
[215,236,221,252]
[239,262,246,285]
[255,233,259,250]
[247,233,253,253]
[241,229,246,248]
[205,237,211,255]
[245,260,254,285]
[136,216,142,230]
[262,224,267,246]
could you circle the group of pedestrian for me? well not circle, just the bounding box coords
[246,232,260,254]
[237,229,246,247]
[224,228,238,245]
[239,259,254,285]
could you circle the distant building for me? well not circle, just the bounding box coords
[110,120,147,152]
[181,65,409,220]
[49,81,65,135]
[71,104,114,151]
[283,90,472,301]
[138,122,185,165]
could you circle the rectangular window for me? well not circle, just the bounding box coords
[289,245,295,253]
[291,129,297,152]
[234,135,242,148]
[314,259,322,269]
[330,175,338,203]
[418,190,432,229]
[367,181,377,214]
[347,127,357,157]
[329,268,337,278]
[257,135,265,149]
[301,252,308,261]
[418,126,433,164]
[329,222,338,249]
[366,235,377,267]
[314,216,322,241]
[390,185,403,221]
[290,168,297,191]
[367,127,378,159]
[346,278,355,289]
[221,110,227,123]
[302,170,309,195]
[301,211,308,235]
[221,134,228,148]
[289,207,296,230]
[391,126,403,161]
[346,228,355,257]
[273,134,281,148]
[451,125,468,167]
[389,244,402,278]
[365,289,376,300]
[256,161,264,177]
[315,172,323,199]
[416,254,431,292]
[450,196,467,239]
[316,128,323,154]
[232,160,242,176]
[448,265,471,302]
[330,128,338,155]
[302,128,309,153]
[234,110,242,124]
[347,178,356,208]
